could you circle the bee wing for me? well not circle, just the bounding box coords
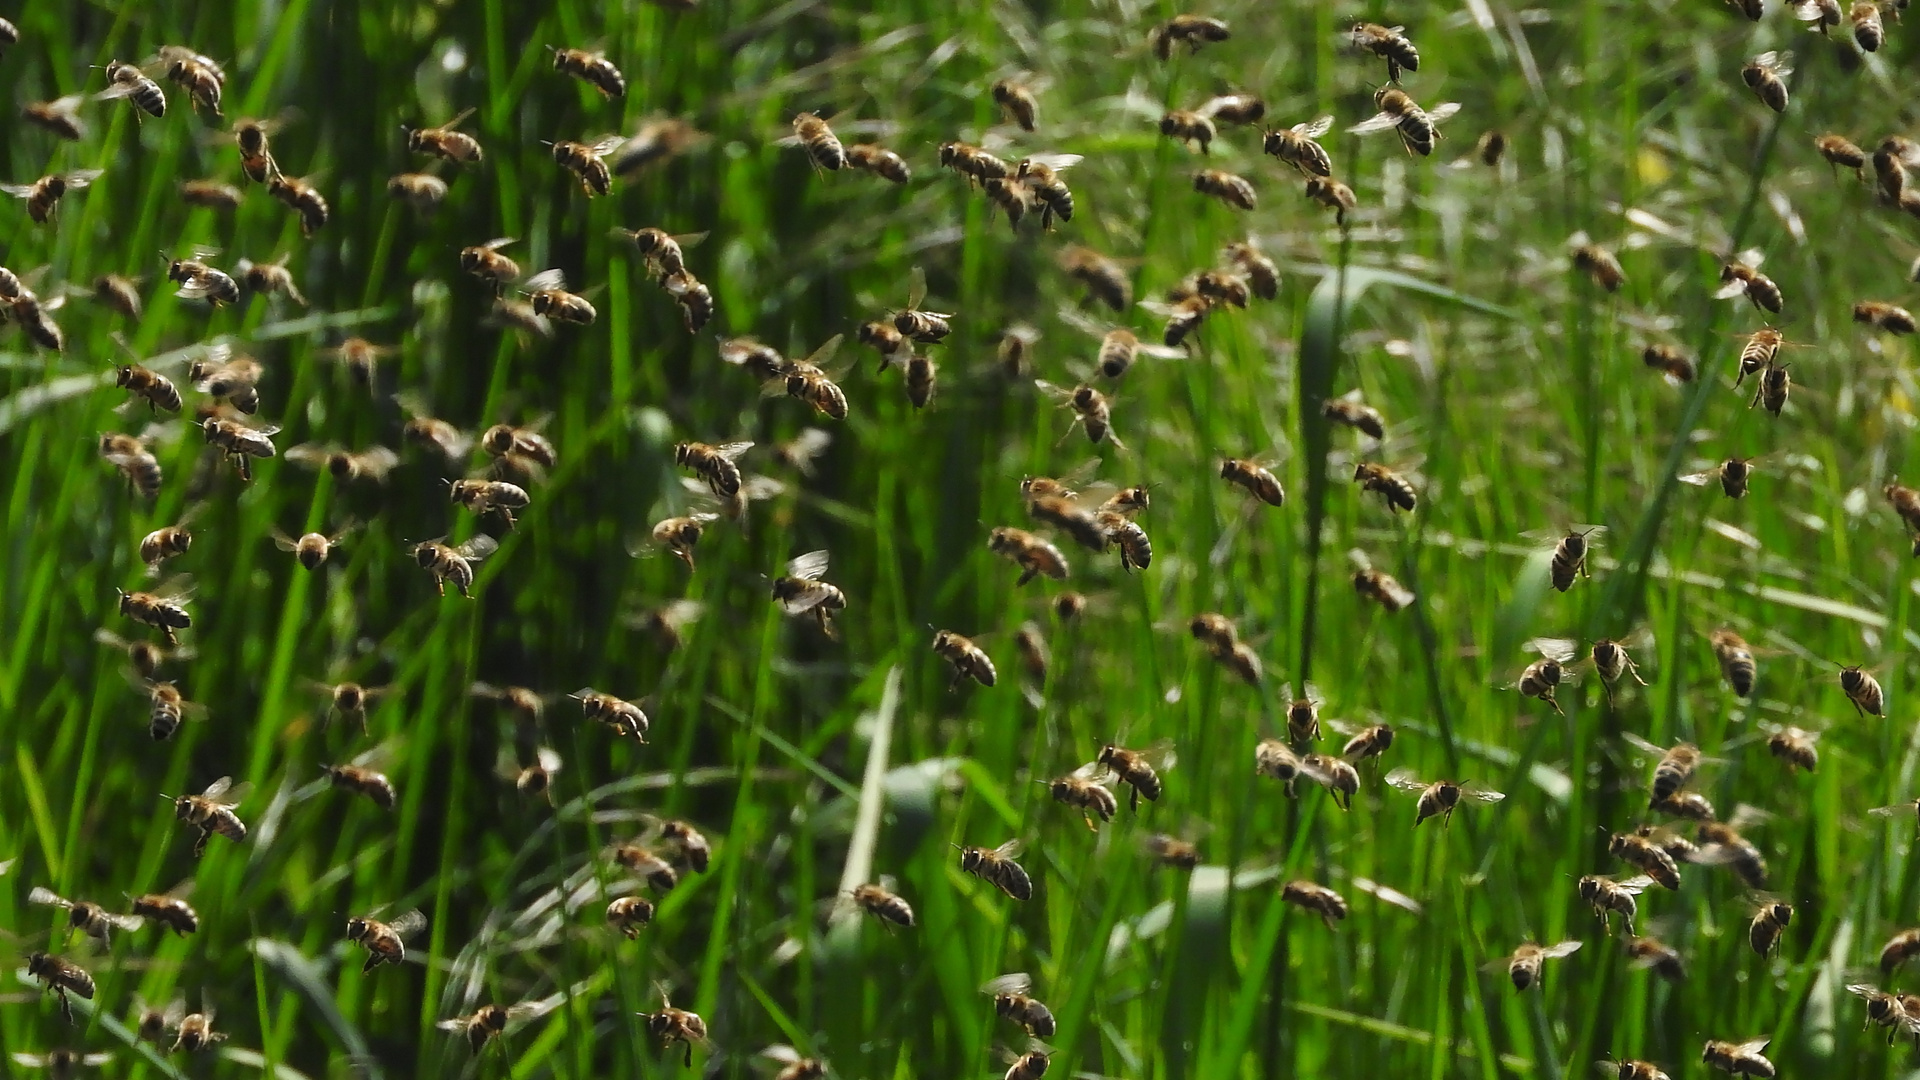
[435,1017,470,1032]
[1523,637,1580,663]
[1138,737,1178,772]
[10,1054,47,1068]
[105,911,147,931]
[1868,801,1918,817]
[212,780,252,806]
[1384,767,1428,792]
[1478,955,1517,974]
[713,440,755,462]
[906,264,928,311]
[1137,342,1186,359]
[799,333,845,369]
[1733,1039,1770,1055]
[1024,152,1082,172]
[777,583,835,616]
[589,135,627,157]
[1348,111,1401,135]
[1620,731,1667,757]
[1678,469,1718,486]
[1458,782,1506,804]
[201,775,234,799]
[1425,103,1461,124]
[0,182,40,198]
[992,837,1025,859]
[1847,982,1888,1000]
[1712,280,1751,301]
[980,972,1033,996]
[455,534,500,561]
[387,909,428,939]
[28,886,70,908]
[481,236,518,251]
[1294,114,1335,138]
[1538,940,1582,959]
[438,106,476,131]
[1067,759,1111,782]
[1349,876,1422,914]
[64,169,105,189]
[1033,379,1072,401]
[785,549,830,581]
[523,268,567,292]
[1615,875,1655,894]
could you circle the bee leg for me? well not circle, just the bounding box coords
[1129,786,1140,813]
[56,988,72,1026]
[362,953,381,975]
[682,1041,693,1068]
[193,829,210,858]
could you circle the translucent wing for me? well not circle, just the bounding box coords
[786,549,830,581]
[713,441,755,461]
[481,236,517,251]
[523,268,567,292]
[1458,782,1506,803]
[1678,469,1718,486]
[1137,737,1178,771]
[980,972,1032,996]
[1294,115,1334,138]
[908,265,927,310]
[456,534,500,561]
[1524,637,1580,663]
[1349,111,1401,135]
[386,909,428,939]
[1538,940,1582,959]
[1024,152,1082,172]
[588,135,627,156]
[28,886,68,908]
[992,837,1025,859]
[799,334,844,369]
[778,583,835,616]
[1733,1039,1770,1055]
[1384,767,1427,792]
[65,169,105,188]
[1869,800,1919,817]
[201,775,234,799]
[1425,102,1461,124]
[1620,731,1667,757]
[435,1018,468,1032]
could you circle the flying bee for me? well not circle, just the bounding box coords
[97,60,165,117]
[306,676,389,730]
[1793,0,1845,32]
[639,989,707,1067]
[266,174,328,235]
[495,745,563,804]
[957,838,1031,900]
[345,909,426,973]
[616,226,707,281]
[651,820,711,874]
[849,881,915,928]
[1016,154,1078,227]
[1158,109,1216,153]
[938,140,1013,184]
[610,844,679,893]
[235,255,307,306]
[1097,740,1175,811]
[1609,830,1681,889]
[1732,327,1787,386]
[758,1046,827,1080]
[1058,245,1132,311]
[10,1048,112,1078]
[1625,936,1685,982]
[1845,984,1914,1045]
[1353,566,1415,612]
[1339,722,1395,762]
[997,323,1040,378]
[1323,390,1387,439]
[1696,818,1769,888]
[846,143,912,183]
[1094,329,1181,380]
[1224,240,1280,298]
[1255,739,1305,794]
[1741,51,1791,113]
[603,895,657,940]
[1708,628,1757,697]
[25,953,94,1025]
[932,629,995,689]
[167,255,240,306]
[1880,927,1920,971]
[3,170,103,224]
[1716,260,1783,314]
[521,268,597,324]
[1839,664,1885,716]
[991,77,1040,130]
[1143,833,1201,869]
[548,135,623,196]
[1543,526,1602,591]
[1854,301,1917,334]
[1511,652,1575,716]
[983,176,1037,228]
[1578,874,1653,933]
[572,688,650,742]
[1763,724,1819,772]
[141,679,205,741]
[1889,480,1920,547]
[1569,232,1626,292]
[770,549,846,638]
[285,443,400,484]
[1026,494,1107,551]
[159,46,224,115]
[982,973,1056,1037]
[460,237,521,292]
[1099,511,1152,571]
[1352,22,1419,81]
[324,754,397,811]
[1680,456,1765,501]
[11,287,66,351]
[1473,130,1508,166]
[232,116,282,183]
[1742,895,1792,955]
[480,419,556,476]
[1001,1044,1053,1080]
[549,45,625,96]
[1279,682,1321,742]
[612,115,705,177]
[130,881,198,935]
[1816,134,1867,177]
[94,629,185,681]
[1306,174,1359,226]
[437,998,556,1054]
[1192,269,1250,309]
[412,534,499,598]
[1852,0,1887,49]
[169,775,250,857]
[1350,87,1460,156]
[168,1000,225,1054]
[29,887,145,946]
[633,511,720,571]
[387,171,448,210]
[180,179,242,210]
[675,440,753,499]
[1257,114,1337,178]
[1150,13,1231,58]
[117,584,193,644]
[92,274,143,319]
[788,111,847,171]
[780,335,851,420]
[1621,734,1702,808]
[1300,754,1360,809]
[270,522,355,572]
[1354,462,1417,512]
[451,479,531,529]
[1386,769,1506,826]
[989,527,1070,585]
[409,107,483,163]
[1199,93,1265,125]
[1643,344,1695,384]
[114,357,182,416]
[1036,381,1124,448]
[1193,169,1256,210]
[1493,941,1581,991]
[892,266,952,343]
[23,94,88,140]
[100,433,163,498]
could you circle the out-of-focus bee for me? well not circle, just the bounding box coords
[1851,0,1887,49]
[1218,243,1280,302]
[29,887,145,946]
[1193,169,1256,210]
[938,140,1013,184]
[1880,927,1920,971]
[95,629,186,681]
[1340,722,1395,762]
[232,116,281,183]
[994,323,1041,379]
[97,60,166,117]
[770,549,846,637]
[633,511,719,572]
[267,174,328,235]
[166,254,240,306]
[100,432,163,498]
[657,820,711,873]
[1473,130,1508,166]
[1642,344,1695,384]
[1733,327,1786,386]
[180,179,242,210]
[142,679,205,741]
[1194,267,1249,310]
[957,838,1031,900]
[759,1045,827,1080]
[1199,92,1265,126]
[1052,247,1131,314]
[1702,1037,1775,1077]
[1036,381,1123,448]
[892,266,952,343]
[460,237,521,292]
[1680,456,1769,501]
[1262,114,1334,175]
[792,111,845,171]
[989,527,1070,585]
[9,285,67,351]
[1001,1044,1053,1080]
[496,745,562,804]
[1762,723,1819,772]
[25,953,94,1025]
[130,881,198,935]
[1535,527,1600,591]
[478,419,555,482]
[237,255,307,306]
[1151,14,1231,59]
[983,972,1056,1037]
[675,440,752,500]
[1889,480,1920,550]
[606,896,655,938]
[1350,88,1460,156]
[846,143,912,183]
[639,989,708,1067]
[1839,664,1885,716]
[549,136,623,196]
[1578,874,1653,933]
[1143,833,1201,868]
[1098,510,1152,571]
[1301,754,1360,808]
[1354,462,1417,512]
[3,170,103,224]
[1717,260,1782,314]
[1845,984,1914,1045]
[10,1048,112,1077]
[169,775,250,857]
[1353,563,1415,612]
[1159,109,1216,153]
[470,682,548,729]
[611,847,677,894]
[1609,830,1680,890]
[849,881,915,928]
[521,268,597,325]
[451,479,531,529]
[410,108,483,163]
[1708,628,1757,697]
[1696,819,1769,888]
[92,274,143,320]
[1322,390,1387,439]
[572,688,650,742]
[1387,769,1506,826]
[324,750,397,811]
[1625,936,1685,982]
[388,172,447,210]
[1274,682,1321,743]
[1207,456,1287,510]
[23,95,88,141]
[933,629,996,689]
[1620,733,1702,808]
[664,269,713,332]
[1854,301,1917,334]
[1816,134,1867,177]
[612,115,706,177]
[1494,941,1581,991]
[1255,739,1304,794]
[1305,176,1357,226]
[1793,0,1845,32]
[1188,613,1258,682]
[768,430,832,481]
[992,77,1040,131]
[1741,52,1791,113]
[1092,328,1180,379]
[549,45,625,97]
[346,909,426,973]
[132,999,171,1044]
[317,338,392,390]
[286,443,400,485]
[438,998,556,1054]
[117,584,194,644]
[1098,740,1174,811]
[270,522,355,572]
[780,336,851,419]
[1569,232,1626,292]
[159,46,223,115]
[301,679,389,733]
[412,534,499,598]
[1352,22,1419,81]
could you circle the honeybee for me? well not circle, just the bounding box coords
[10,286,66,351]
[437,998,556,1054]
[572,688,650,742]
[234,255,307,306]
[1339,722,1395,762]
[180,179,242,210]
[1741,52,1791,113]
[1150,13,1231,58]
[939,140,1013,184]
[92,274,143,319]
[1001,1044,1053,1080]
[94,628,183,681]
[1852,0,1888,49]
[1193,169,1256,210]
[1191,269,1250,310]
[957,838,1032,900]
[10,1048,112,1077]
[990,324,1041,380]
[1702,1039,1773,1078]
[495,744,563,804]
[1255,739,1305,793]
[1880,926,1920,971]
[1734,327,1787,386]
[1311,393,1387,443]
[167,254,240,306]
[285,442,399,485]
[1838,664,1885,716]
[1625,936,1685,982]
[932,629,996,689]
[1569,233,1626,292]
[142,679,205,741]
[1578,874,1652,933]
[386,171,448,211]
[460,237,521,291]
[1350,88,1460,156]
[25,953,94,1025]
[169,775,250,857]
[1794,0,1845,32]
[1036,381,1123,448]
[846,142,912,183]
[1305,175,1358,226]
[549,45,625,96]
[1546,527,1602,591]
[991,77,1040,131]
[675,440,753,499]
[267,174,328,235]
[1220,242,1280,302]
[1353,563,1415,611]
[100,433,163,498]
[1098,740,1174,811]
[549,136,623,196]
[470,682,547,728]
[1695,818,1769,888]
[159,46,224,115]
[606,896,656,938]
[640,989,708,1067]
[1093,328,1181,379]
[1512,652,1575,716]
[1016,155,1078,228]
[617,226,706,280]
[1277,880,1349,928]
[1159,109,1216,153]
[1473,130,1508,167]
[781,337,851,419]
[633,511,720,571]
[323,752,397,812]
[23,94,88,140]
[789,111,846,171]
[1642,344,1695,383]
[1099,511,1153,572]
[117,584,193,643]
[1058,245,1132,312]
[1143,833,1202,869]
[517,268,597,325]
[656,820,711,874]
[1354,462,1417,512]
[345,908,426,973]
[129,881,198,935]
[1387,769,1506,825]
[412,534,500,597]
[1680,457,1763,501]
[1816,134,1867,176]
[1708,628,1757,697]
[988,527,1071,585]
[1352,22,1419,82]
[449,479,531,529]
[1609,830,1680,889]
[770,549,846,638]
[760,1045,828,1080]
[982,973,1056,1037]
[1619,734,1702,808]
[410,108,483,163]
[1845,984,1914,1045]
[1494,941,1581,991]
[29,888,145,946]
[849,882,915,928]
[270,522,355,571]
[1854,301,1917,333]
[612,844,680,893]
[1717,260,1783,314]
[1199,93,1265,126]
[96,60,165,117]
[3,170,103,224]
[232,116,282,183]
[1761,723,1818,772]
[612,115,706,176]
[891,266,952,343]
[110,346,184,417]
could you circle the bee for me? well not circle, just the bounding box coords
[1619,734,1701,809]
[846,143,912,183]
[497,745,563,804]
[850,882,915,928]
[1853,0,1888,49]
[133,999,170,1044]
[989,324,1041,380]
[1682,455,1772,501]
[1097,740,1175,811]
[1352,22,1419,81]
[1609,830,1681,890]
[1016,155,1078,227]
[480,419,556,478]
[1625,936,1685,982]
[1854,301,1917,333]
[957,838,1032,900]
[1544,527,1602,591]
[94,628,184,681]
[1708,628,1757,697]
[664,269,713,332]
[1495,941,1581,991]
[232,116,282,183]
[938,141,1013,184]
[166,254,240,306]
[639,989,708,1067]
[1717,261,1782,314]
[10,287,66,351]
[92,274,143,320]
[461,237,521,291]
[992,78,1040,131]
[10,1048,112,1077]
[159,46,224,115]
[1889,480,1920,548]
[1277,880,1349,928]
[100,433,163,498]
[25,953,94,1025]
[1474,130,1508,166]
[3,170,103,224]
[117,585,193,644]
[345,909,426,973]
[437,999,554,1054]
[612,115,705,177]
[572,688,650,742]
[791,111,845,171]
[142,679,205,741]
[1305,176,1358,226]
[517,268,597,325]
[470,682,548,727]
[410,108,483,163]
[549,46,626,96]
[1642,344,1695,383]
[1816,134,1868,176]
[169,775,250,857]
[1694,819,1769,888]
[1193,169,1256,210]
[1159,109,1216,153]
[1578,874,1653,933]
[1350,88,1460,156]
[29,887,145,946]
[618,227,707,283]
[1353,566,1416,612]
[932,629,996,689]
[761,1046,828,1080]
[388,172,448,210]
[1702,1039,1773,1078]
[983,973,1056,1037]
[1837,664,1886,717]
[270,522,355,572]
[1255,739,1305,793]
[1762,724,1818,772]
[1190,614,1259,683]
[114,360,182,417]
[1057,246,1132,312]
[1198,93,1265,126]
[97,60,166,117]
[1880,927,1920,971]
[1036,381,1124,448]
[1150,14,1231,59]
[606,896,656,938]
[549,136,623,196]
[1315,392,1387,441]
[1001,1044,1053,1080]
[1099,511,1153,572]
[1794,0,1845,32]
[285,443,400,484]
[1570,233,1626,292]
[988,527,1071,585]
[1273,683,1321,743]
[1742,356,1786,415]
[1513,655,1574,715]
[23,94,88,141]
[451,479,532,529]
[1191,269,1250,310]
[891,267,952,343]
[1386,769,1506,825]
[1354,462,1417,512]
[237,255,306,306]
[412,534,499,597]
[1340,723,1395,762]
[634,511,719,571]
[769,549,846,637]
[180,179,242,210]
[653,820,711,874]
[1733,327,1786,386]
[1213,245,1279,306]
[675,440,753,500]
[129,882,198,935]
[324,750,398,811]
[612,844,680,892]
[267,174,328,235]
[1741,51,1792,113]
[779,338,851,420]
[1846,984,1914,1045]
[1093,329,1181,380]
[1143,834,1201,869]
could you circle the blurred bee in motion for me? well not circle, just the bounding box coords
[656,820,710,873]
[1473,130,1508,167]
[1281,880,1349,928]
[1494,941,1581,991]
[522,268,597,324]
[167,253,240,306]
[939,140,1013,184]
[1569,232,1626,292]
[8,282,67,351]
[1338,721,1395,763]
[236,255,306,306]
[1625,936,1685,983]
[760,1046,827,1080]
[29,887,145,946]
[314,681,393,732]
[1352,22,1419,82]
[1306,175,1358,226]
[606,896,655,938]
[1793,0,1844,33]
[1839,664,1885,717]
[1887,480,1920,551]
[998,324,1040,378]
[774,429,833,477]
[470,682,548,727]
[180,179,242,210]
[632,510,720,572]
[641,990,709,1068]
[792,111,845,171]
[1740,51,1791,113]
[1609,830,1681,890]
[847,143,912,183]
[1851,0,1887,50]
[1000,1044,1053,1080]
[233,116,282,183]
[481,418,557,479]
[1200,93,1265,125]
[409,108,483,163]
[1224,239,1279,298]
[3,170,103,224]
[1354,462,1417,512]
[1151,13,1231,58]
[849,881,915,928]
[117,583,193,644]
[1763,723,1819,772]
[612,115,706,177]
[675,440,753,500]
[24,94,88,141]
[460,237,521,293]
[93,274,143,320]
[438,998,556,1054]
[1352,559,1415,613]
[286,443,400,484]
[572,688,650,742]
[1193,169,1256,210]
[1143,833,1201,869]
[1816,133,1867,177]
[1643,344,1695,384]
[267,173,328,235]
[169,775,249,857]
[1854,301,1917,334]
[549,136,623,196]
[1194,268,1251,309]
[25,952,94,1025]
[989,527,1070,585]
[611,844,679,893]
[1280,682,1321,743]
[1323,390,1387,439]
[983,176,1037,228]
[346,909,426,973]
[1189,612,1260,684]
[271,522,356,572]
[130,881,198,936]
[770,549,845,638]
[933,629,996,689]
[892,266,952,343]
[905,352,936,408]
[1621,733,1702,809]
[1578,874,1652,933]
[97,60,166,117]
[387,171,448,210]
[159,46,224,116]
[992,77,1040,131]
[496,745,562,804]
[1733,327,1786,386]
[1098,740,1175,811]
[1717,259,1783,314]
[1094,329,1180,380]
[1696,817,1769,888]
[10,1048,112,1077]
[1098,510,1152,572]
[95,629,186,682]
[1350,88,1460,157]
[983,972,1056,1037]
[1744,895,1793,956]
[411,534,499,598]
[451,479,532,530]
[1387,769,1506,826]
[1255,739,1304,794]
[957,838,1031,900]
[549,45,625,97]
[324,749,397,811]
[1058,245,1132,311]
[1845,984,1915,1045]
[1680,456,1763,501]
[1709,628,1757,697]
[141,679,205,741]
[114,351,182,416]
[1036,381,1124,448]
[1159,108,1217,153]
[1880,926,1920,971]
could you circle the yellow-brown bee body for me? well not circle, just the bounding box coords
[674,440,751,499]
[1355,462,1417,512]
[983,973,1056,1036]
[1502,941,1581,990]
[639,993,707,1067]
[550,47,626,96]
[1098,741,1172,811]
[933,629,995,688]
[412,535,499,597]
[239,258,307,306]
[1626,936,1685,982]
[1766,726,1818,771]
[607,896,656,938]
[171,776,249,857]
[1609,831,1680,889]
[850,883,915,927]
[267,175,329,235]
[1281,880,1349,928]
[550,137,620,196]
[992,79,1038,130]
[26,953,94,1023]
[1151,14,1230,59]
[410,109,483,163]
[989,527,1070,585]
[958,839,1032,899]
[1159,110,1216,153]
[130,889,198,935]
[24,94,87,140]
[1720,262,1782,314]
[1573,243,1626,292]
[846,143,912,183]
[1577,874,1650,932]
[1643,344,1695,383]
[325,763,397,810]
[793,112,845,171]
[1352,22,1419,81]
[1709,629,1756,696]
[1059,246,1132,311]
[1306,176,1358,225]
[346,909,426,973]
[1143,834,1201,868]
[460,237,520,290]
[1702,1038,1774,1077]
[573,688,650,742]
[1741,52,1791,112]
